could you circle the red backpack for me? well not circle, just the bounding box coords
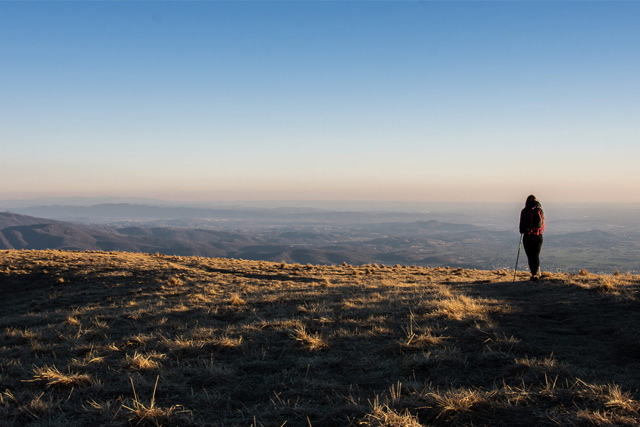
[526,206,545,235]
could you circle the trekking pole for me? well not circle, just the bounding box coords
[513,234,523,282]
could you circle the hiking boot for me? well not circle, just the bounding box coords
[530,275,539,281]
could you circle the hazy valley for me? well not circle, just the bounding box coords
[1,201,639,274]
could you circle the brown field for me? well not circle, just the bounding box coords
[1,250,639,426]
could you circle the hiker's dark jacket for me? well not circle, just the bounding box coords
[519,200,545,235]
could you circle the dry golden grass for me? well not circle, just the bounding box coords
[434,294,494,322]
[291,324,328,351]
[360,403,422,427]
[125,351,166,371]
[1,249,639,426]
[122,376,191,426]
[29,365,93,388]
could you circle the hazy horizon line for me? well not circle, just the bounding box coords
[2,195,640,211]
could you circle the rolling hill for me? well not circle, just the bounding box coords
[0,212,484,267]
[2,208,640,274]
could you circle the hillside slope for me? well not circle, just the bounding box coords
[0,212,374,264]
[1,250,639,426]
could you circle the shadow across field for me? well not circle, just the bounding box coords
[456,278,640,389]
[1,250,639,426]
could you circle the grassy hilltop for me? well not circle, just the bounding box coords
[1,250,639,426]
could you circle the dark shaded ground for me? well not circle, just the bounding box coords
[459,277,640,390]
[1,250,639,426]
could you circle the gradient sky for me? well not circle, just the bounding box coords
[2,1,639,204]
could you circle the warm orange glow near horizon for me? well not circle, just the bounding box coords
[2,2,639,206]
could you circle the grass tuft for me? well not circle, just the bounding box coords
[361,402,422,427]
[228,293,247,306]
[30,365,92,388]
[166,275,184,287]
[425,388,497,423]
[291,325,328,351]
[123,376,191,426]
[125,351,166,371]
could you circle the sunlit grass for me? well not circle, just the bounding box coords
[1,249,638,426]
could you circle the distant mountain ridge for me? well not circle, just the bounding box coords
[0,212,369,264]
[6,203,435,226]
[0,212,134,252]
[0,211,484,267]
[0,212,249,257]
[2,209,638,273]
[0,212,66,229]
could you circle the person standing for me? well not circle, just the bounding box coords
[519,195,545,280]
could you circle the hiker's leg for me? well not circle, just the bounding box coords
[522,234,534,274]
[528,235,543,276]
[523,234,543,277]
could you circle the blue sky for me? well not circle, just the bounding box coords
[2,1,639,203]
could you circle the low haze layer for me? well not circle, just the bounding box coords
[2,201,639,274]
